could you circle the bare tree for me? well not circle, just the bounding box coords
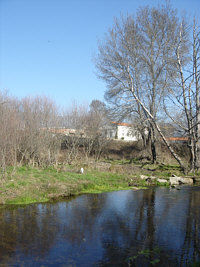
[61,100,109,163]
[95,3,186,170]
[164,18,200,172]
[84,100,109,160]
[61,102,88,164]
[0,91,22,177]
[18,96,60,167]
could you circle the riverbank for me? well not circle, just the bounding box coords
[0,165,129,205]
[0,161,199,205]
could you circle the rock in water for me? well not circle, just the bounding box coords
[179,177,193,184]
[157,178,168,183]
[169,175,194,185]
[169,176,181,185]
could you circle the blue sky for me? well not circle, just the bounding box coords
[0,0,200,109]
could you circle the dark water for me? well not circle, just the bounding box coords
[0,187,200,266]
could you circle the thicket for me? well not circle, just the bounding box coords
[0,93,109,178]
[0,88,194,180]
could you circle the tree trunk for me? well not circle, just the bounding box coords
[153,121,186,173]
[189,138,195,173]
[195,100,200,170]
[130,88,187,173]
[149,127,157,164]
[151,141,157,164]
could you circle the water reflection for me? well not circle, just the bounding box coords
[0,187,199,266]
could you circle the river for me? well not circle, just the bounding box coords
[0,186,200,266]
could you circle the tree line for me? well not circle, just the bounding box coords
[0,92,107,178]
[95,3,200,173]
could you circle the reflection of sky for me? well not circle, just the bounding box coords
[1,187,200,266]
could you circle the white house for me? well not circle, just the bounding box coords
[46,121,142,141]
[103,122,141,141]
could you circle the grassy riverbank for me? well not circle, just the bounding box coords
[0,162,198,205]
[0,165,131,205]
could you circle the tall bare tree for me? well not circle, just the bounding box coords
[95,3,186,170]
[164,18,200,172]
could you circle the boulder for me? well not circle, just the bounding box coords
[179,177,193,184]
[157,178,168,183]
[169,176,181,185]
[169,175,194,185]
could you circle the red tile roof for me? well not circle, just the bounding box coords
[165,137,188,141]
[111,121,133,127]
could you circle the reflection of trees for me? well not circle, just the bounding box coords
[0,193,108,265]
[96,189,160,266]
[180,189,200,265]
[97,188,200,266]
[0,208,18,263]
[17,205,61,256]
[0,204,61,264]
[61,193,108,244]
[0,188,200,266]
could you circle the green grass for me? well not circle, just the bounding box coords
[0,162,197,205]
[78,171,130,193]
[0,166,132,205]
[158,164,181,170]
[6,196,48,205]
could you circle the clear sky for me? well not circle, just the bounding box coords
[0,0,199,109]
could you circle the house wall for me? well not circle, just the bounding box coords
[117,125,141,141]
[101,122,143,141]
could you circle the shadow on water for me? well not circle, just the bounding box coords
[0,186,200,266]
